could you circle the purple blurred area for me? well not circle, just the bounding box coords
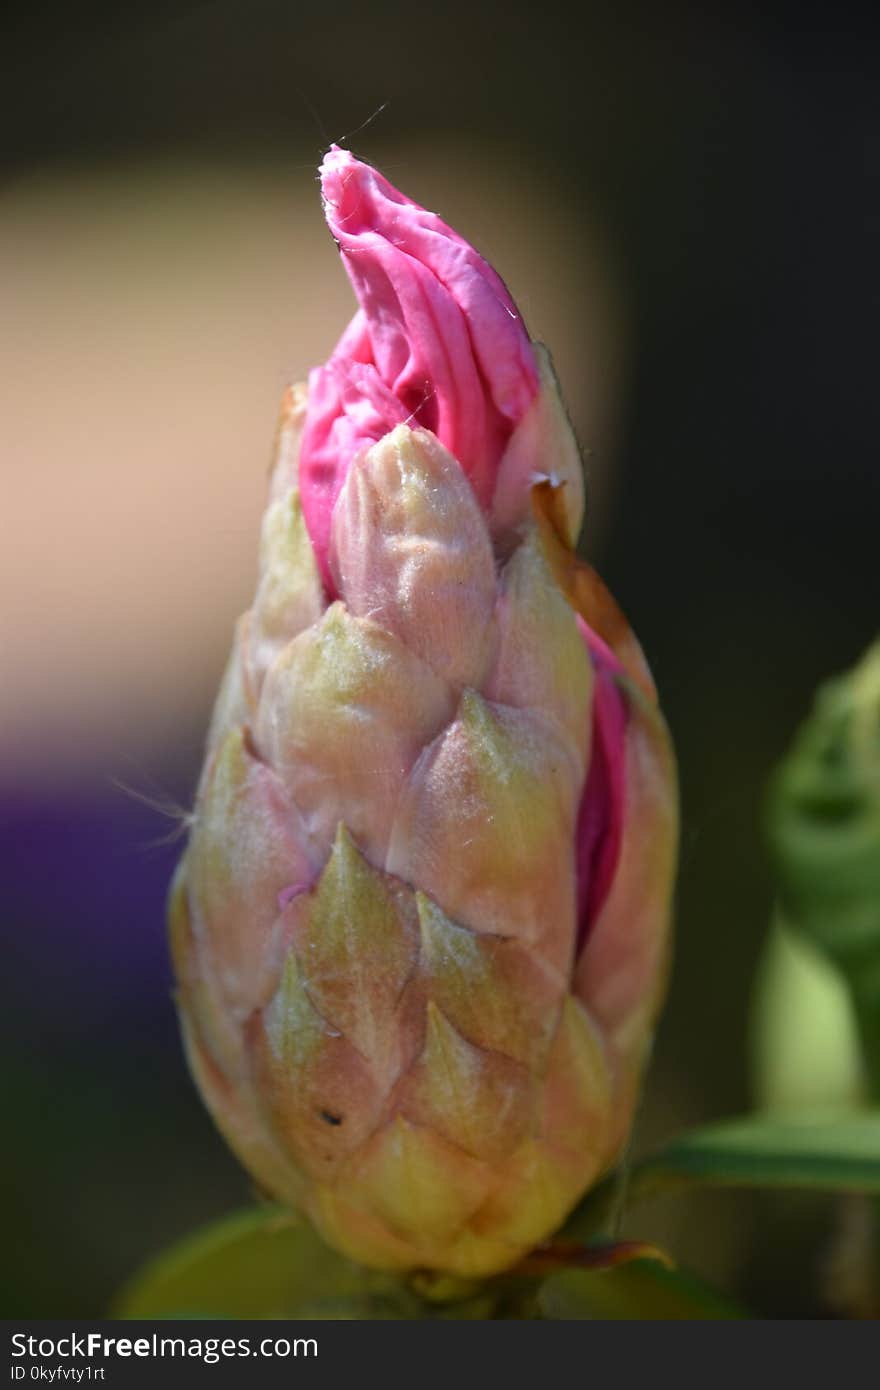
[1,766,248,1316]
[2,0,878,1316]
[3,780,183,1029]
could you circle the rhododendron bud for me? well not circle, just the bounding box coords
[170,147,678,1279]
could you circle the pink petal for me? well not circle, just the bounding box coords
[572,679,678,1157]
[575,619,629,954]
[300,147,539,592]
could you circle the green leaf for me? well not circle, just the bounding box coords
[114,1206,430,1320]
[536,1261,745,1320]
[564,1111,880,1241]
[631,1111,880,1198]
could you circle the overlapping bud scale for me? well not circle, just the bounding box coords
[170,149,677,1278]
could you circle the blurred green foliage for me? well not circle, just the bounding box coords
[768,641,880,1091]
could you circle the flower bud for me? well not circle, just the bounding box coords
[170,148,678,1278]
[769,640,880,972]
[768,640,880,1087]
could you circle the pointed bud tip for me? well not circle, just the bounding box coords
[318,145,412,242]
[318,145,359,225]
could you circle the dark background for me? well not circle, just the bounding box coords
[2,0,877,1316]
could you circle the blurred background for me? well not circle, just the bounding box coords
[2,0,877,1316]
